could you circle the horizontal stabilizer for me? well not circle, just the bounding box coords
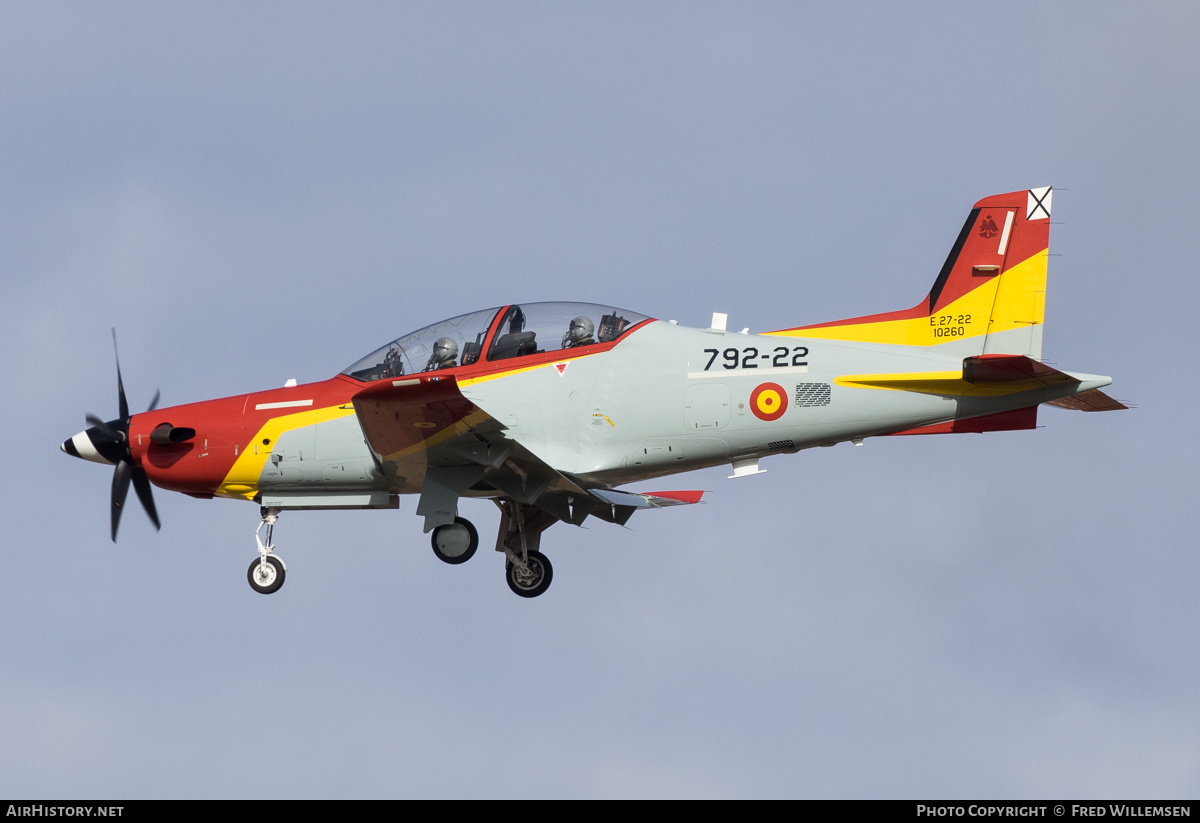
[890,406,1038,436]
[1047,389,1128,412]
[840,355,1115,404]
[966,354,1125,411]
[963,353,1074,384]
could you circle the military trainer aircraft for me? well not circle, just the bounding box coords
[62,186,1124,598]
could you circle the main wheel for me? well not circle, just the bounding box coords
[247,555,285,594]
[431,517,479,565]
[505,550,553,598]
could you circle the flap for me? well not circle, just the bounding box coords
[589,488,705,509]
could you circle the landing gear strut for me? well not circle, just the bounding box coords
[248,507,287,594]
[495,499,556,598]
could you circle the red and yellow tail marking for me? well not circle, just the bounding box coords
[766,249,1046,347]
[766,188,1051,349]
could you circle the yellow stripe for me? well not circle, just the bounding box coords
[765,250,1047,346]
[215,405,357,500]
[381,408,494,463]
[458,362,550,387]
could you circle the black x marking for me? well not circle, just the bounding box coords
[1028,187,1052,219]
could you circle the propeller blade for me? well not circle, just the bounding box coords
[85,414,121,441]
[83,330,164,542]
[110,460,132,542]
[112,329,129,422]
[131,466,161,532]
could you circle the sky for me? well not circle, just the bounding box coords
[2,1,1198,799]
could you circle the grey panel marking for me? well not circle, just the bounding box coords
[794,383,831,407]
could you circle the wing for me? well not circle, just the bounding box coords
[351,375,703,530]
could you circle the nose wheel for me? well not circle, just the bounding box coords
[248,507,287,595]
[248,555,285,594]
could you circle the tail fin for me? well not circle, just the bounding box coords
[767,187,1052,359]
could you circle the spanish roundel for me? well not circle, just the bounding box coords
[750,382,787,422]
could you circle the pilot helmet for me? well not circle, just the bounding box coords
[432,337,458,364]
[567,316,594,343]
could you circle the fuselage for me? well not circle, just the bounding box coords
[119,310,1093,506]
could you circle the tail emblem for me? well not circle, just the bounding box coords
[978,215,1000,238]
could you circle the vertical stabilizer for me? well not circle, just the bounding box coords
[977,187,1051,360]
[767,187,1052,359]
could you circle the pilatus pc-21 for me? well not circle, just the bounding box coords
[63,187,1124,598]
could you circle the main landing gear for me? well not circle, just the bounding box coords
[505,550,552,598]
[496,500,555,599]
[248,507,287,595]
[430,502,556,598]
[430,517,479,565]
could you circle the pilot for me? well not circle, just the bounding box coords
[561,316,595,348]
[383,345,405,378]
[424,337,459,371]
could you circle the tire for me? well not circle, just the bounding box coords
[247,555,285,594]
[431,517,479,565]
[505,550,553,598]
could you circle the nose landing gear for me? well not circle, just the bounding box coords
[248,507,287,594]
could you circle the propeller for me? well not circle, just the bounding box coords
[66,330,162,541]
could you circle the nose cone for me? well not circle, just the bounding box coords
[60,425,124,465]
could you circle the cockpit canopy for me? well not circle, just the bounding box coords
[342,302,651,382]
